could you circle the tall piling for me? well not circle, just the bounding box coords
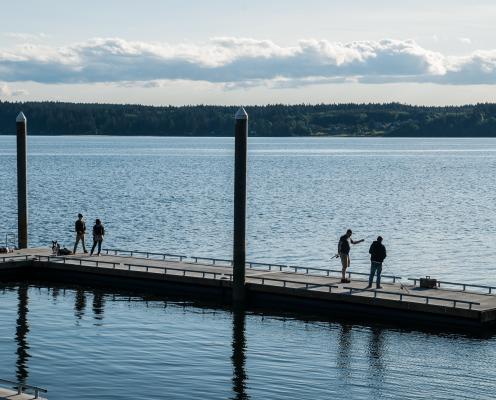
[233,107,248,304]
[16,112,28,249]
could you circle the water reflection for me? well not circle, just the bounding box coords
[92,290,105,321]
[336,323,352,379]
[231,306,249,400]
[15,285,30,382]
[367,327,385,399]
[74,288,86,320]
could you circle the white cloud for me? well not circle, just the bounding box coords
[3,32,49,41]
[458,37,472,45]
[0,82,28,97]
[0,37,495,87]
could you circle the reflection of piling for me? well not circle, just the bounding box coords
[232,306,248,400]
[233,107,248,304]
[16,285,30,382]
[16,112,28,249]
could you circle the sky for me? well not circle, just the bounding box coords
[0,0,495,106]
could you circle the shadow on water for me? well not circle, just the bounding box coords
[16,284,30,383]
[231,306,249,400]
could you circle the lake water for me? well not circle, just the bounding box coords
[0,136,495,399]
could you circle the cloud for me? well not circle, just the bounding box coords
[0,82,28,97]
[4,32,49,41]
[458,37,472,45]
[0,37,495,88]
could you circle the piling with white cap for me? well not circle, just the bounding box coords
[16,112,28,249]
[233,107,248,304]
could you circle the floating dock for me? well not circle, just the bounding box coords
[1,248,496,331]
[0,378,47,400]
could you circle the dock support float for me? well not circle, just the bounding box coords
[233,107,248,304]
[16,112,28,249]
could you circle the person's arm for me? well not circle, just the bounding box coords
[350,238,364,245]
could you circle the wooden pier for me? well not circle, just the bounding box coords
[0,378,47,400]
[1,248,496,331]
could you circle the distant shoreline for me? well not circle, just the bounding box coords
[1,101,495,137]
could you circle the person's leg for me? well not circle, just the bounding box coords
[376,263,383,288]
[97,240,102,255]
[82,234,87,253]
[367,261,376,287]
[73,235,80,254]
[340,254,349,281]
[90,240,97,255]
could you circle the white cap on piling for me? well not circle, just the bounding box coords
[16,112,27,123]
[235,107,248,120]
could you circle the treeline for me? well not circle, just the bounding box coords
[1,101,496,137]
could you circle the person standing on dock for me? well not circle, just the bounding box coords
[90,219,105,256]
[366,236,387,289]
[73,213,88,254]
[338,229,364,283]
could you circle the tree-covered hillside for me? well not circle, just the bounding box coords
[1,101,496,137]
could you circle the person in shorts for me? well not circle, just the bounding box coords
[338,229,364,283]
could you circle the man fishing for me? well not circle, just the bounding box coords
[337,229,364,283]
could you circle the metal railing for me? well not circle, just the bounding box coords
[192,257,402,283]
[35,255,233,280]
[122,262,233,280]
[36,255,121,269]
[191,256,233,266]
[0,378,47,398]
[343,286,480,310]
[408,278,496,295]
[0,254,33,264]
[4,233,16,248]
[102,248,187,261]
[98,248,403,283]
[248,276,340,292]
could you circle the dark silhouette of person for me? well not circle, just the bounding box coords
[73,213,88,254]
[90,219,105,256]
[366,236,387,289]
[338,229,364,283]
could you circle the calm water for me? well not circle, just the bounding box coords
[1,136,496,399]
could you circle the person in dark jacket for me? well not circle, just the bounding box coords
[73,213,88,254]
[366,236,387,289]
[338,229,364,283]
[90,219,105,256]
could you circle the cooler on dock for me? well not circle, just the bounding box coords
[420,276,437,289]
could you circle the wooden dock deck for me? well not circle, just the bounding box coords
[1,248,496,330]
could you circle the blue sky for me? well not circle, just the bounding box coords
[0,0,495,105]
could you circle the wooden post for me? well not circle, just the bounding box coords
[233,107,248,304]
[16,112,28,249]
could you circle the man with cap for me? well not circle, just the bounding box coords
[366,236,387,289]
[73,213,88,254]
